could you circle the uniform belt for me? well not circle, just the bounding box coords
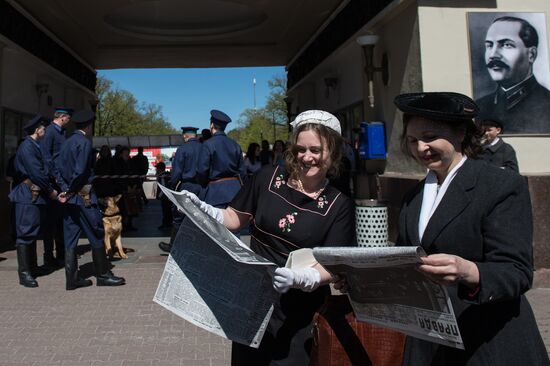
[208,177,240,184]
[22,178,41,202]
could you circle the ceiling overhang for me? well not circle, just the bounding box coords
[7,0,348,70]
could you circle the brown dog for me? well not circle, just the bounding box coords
[100,195,127,259]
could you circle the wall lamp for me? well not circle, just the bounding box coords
[323,77,339,98]
[356,35,389,108]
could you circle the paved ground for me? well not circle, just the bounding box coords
[0,200,548,365]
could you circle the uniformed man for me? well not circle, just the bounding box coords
[158,126,202,253]
[9,115,58,287]
[55,110,125,290]
[40,106,73,268]
[196,110,245,208]
[480,117,519,172]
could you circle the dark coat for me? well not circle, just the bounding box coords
[480,139,518,172]
[476,77,550,134]
[170,137,202,195]
[40,122,66,176]
[397,159,548,365]
[196,131,245,207]
[55,130,97,206]
[9,137,54,204]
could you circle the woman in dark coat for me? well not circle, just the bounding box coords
[393,92,548,365]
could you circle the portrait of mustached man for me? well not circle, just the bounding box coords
[469,13,550,134]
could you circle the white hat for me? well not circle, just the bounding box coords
[290,110,341,135]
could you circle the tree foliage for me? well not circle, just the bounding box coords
[95,76,177,136]
[229,74,289,150]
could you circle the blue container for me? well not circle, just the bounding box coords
[359,122,386,160]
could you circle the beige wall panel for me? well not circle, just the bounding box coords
[506,137,550,174]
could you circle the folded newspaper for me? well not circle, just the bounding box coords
[153,185,277,348]
[312,246,464,349]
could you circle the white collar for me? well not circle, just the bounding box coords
[418,156,467,241]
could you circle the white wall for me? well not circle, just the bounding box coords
[1,45,95,118]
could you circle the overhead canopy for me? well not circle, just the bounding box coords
[11,0,347,69]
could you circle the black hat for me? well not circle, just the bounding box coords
[54,106,74,115]
[181,126,199,134]
[72,110,95,128]
[210,109,231,126]
[23,115,47,135]
[394,92,479,122]
[478,116,503,130]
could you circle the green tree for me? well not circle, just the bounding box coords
[95,76,177,136]
[231,74,289,150]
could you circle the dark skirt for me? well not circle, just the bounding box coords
[231,287,328,365]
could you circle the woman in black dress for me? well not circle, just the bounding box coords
[181,110,356,365]
[392,92,548,365]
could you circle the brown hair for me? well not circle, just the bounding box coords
[400,114,483,159]
[285,123,343,180]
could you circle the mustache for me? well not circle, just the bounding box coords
[486,60,509,69]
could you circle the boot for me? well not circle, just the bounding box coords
[55,236,65,267]
[43,252,59,269]
[43,236,58,269]
[92,248,125,286]
[29,241,50,276]
[17,245,38,288]
[158,226,178,253]
[65,247,93,291]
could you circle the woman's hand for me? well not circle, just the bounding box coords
[418,254,480,289]
[332,274,349,293]
[179,190,224,224]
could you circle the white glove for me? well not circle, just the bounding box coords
[180,190,224,224]
[272,267,321,293]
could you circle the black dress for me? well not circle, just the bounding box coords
[229,166,356,365]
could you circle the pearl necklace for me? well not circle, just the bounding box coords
[295,178,328,199]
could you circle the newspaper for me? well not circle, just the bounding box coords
[153,185,277,348]
[312,246,464,349]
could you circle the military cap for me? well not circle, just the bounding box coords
[210,109,232,126]
[181,126,199,134]
[394,92,479,122]
[54,106,74,115]
[72,110,95,128]
[23,114,47,135]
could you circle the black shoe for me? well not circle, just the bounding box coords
[96,272,126,286]
[17,245,38,288]
[66,277,93,291]
[158,241,172,253]
[92,247,125,286]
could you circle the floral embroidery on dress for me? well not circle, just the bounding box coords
[317,195,328,209]
[272,174,286,189]
[279,212,297,233]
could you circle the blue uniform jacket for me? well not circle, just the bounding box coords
[170,138,202,195]
[8,137,54,205]
[40,122,66,177]
[196,131,245,206]
[54,130,97,206]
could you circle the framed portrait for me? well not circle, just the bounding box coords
[468,12,550,134]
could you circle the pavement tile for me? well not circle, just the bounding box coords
[0,200,547,366]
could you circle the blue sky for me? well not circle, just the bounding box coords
[98,66,285,132]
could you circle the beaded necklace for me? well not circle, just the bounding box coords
[294,178,328,199]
